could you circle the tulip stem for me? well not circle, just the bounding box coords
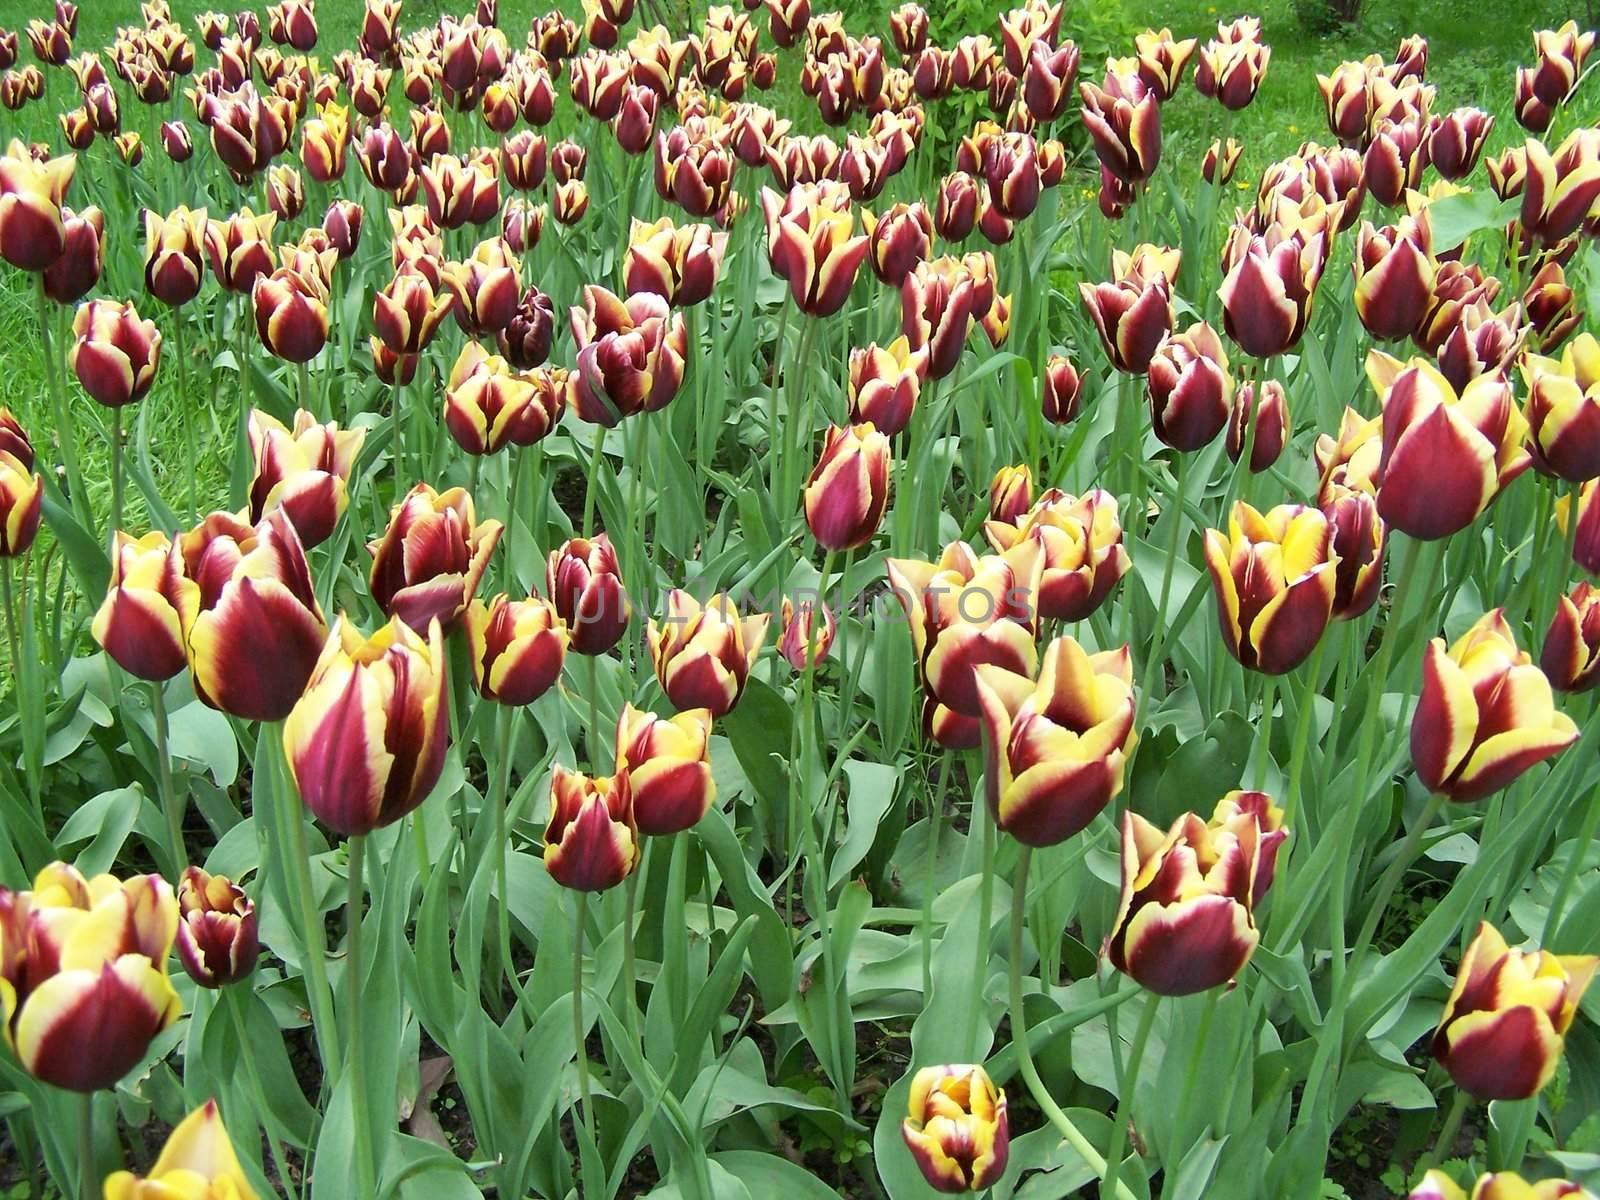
[1171,986,1222,1155]
[232,310,253,511]
[1102,988,1160,1200]
[581,421,606,538]
[1542,773,1600,943]
[346,834,377,1200]
[149,681,185,879]
[1253,674,1277,789]
[765,259,793,500]
[172,309,197,524]
[227,985,300,1200]
[963,788,997,1059]
[490,702,520,1004]
[572,889,598,1150]
[621,856,642,1051]
[1416,1088,1470,1179]
[77,1093,93,1200]
[277,732,342,1088]
[108,405,124,555]
[1349,792,1447,968]
[1136,451,1188,710]
[920,749,952,1000]
[1280,632,1328,834]
[1,558,20,685]
[781,320,819,513]
[1006,848,1138,1200]
[467,451,481,500]
[36,277,93,535]
[390,381,406,488]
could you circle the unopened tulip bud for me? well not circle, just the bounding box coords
[42,204,102,304]
[614,703,716,836]
[252,266,328,362]
[499,285,556,369]
[553,177,589,224]
[1432,921,1597,1099]
[1227,379,1289,472]
[804,423,892,550]
[1202,136,1241,184]
[92,531,197,679]
[1414,610,1579,802]
[1544,582,1600,694]
[934,171,980,242]
[1040,353,1082,424]
[988,465,1032,526]
[863,201,932,287]
[547,534,630,655]
[0,137,76,271]
[1148,322,1233,451]
[847,338,925,436]
[1079,243,1177,373]
[780,596,836,672]
[1353,218,1437,342]
[1524,261,1581,353]
[175,868,259,988]
[0,432,41,560]
[902,1064,1009,1194]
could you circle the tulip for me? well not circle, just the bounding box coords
[465,592,568,707]
[1367,352,1530,541]
[934,171,979,242]
[886,541,1042,718]
[553,178,589,225]
[247,408,362,549]
[204,207,277,294]
[1213,790,1286,904]
[1524,261,1581,354]
[1078,68,1160,185]
[1544,582,1600,693]
[501,197,545,256]
[39,203,101,305]
[1226,379,1289,472]
[847,338,924,436]
[142,206,208,309]
[1414,609,1579,803]
[778,595,836,673]
[547,534,630,655]
[1432,919,1599,1106]
[1040,353,1082,424]
[174,868,258,989]
[1353,218,1437,342]
[1202,136,1242,185]
[284,615,449,837]
[888,2,928,56]
[624,217,729,308]
[1196,35,1270,110]
[251,265,328,363]
[862,202,932,288]
[1522,334,1600,483]
[1364,117,1427,207]
[648,590,769,718]
[68,299,161,409]
[92,531,198,679]
[1104,809,1260,995]
[1204,502,1338,675]
[1415,262,1501,358]
[1320,480,1386,621]
[667,139,733,217]
[543,766,638,892]
[0,432,40,560]
[1020,39,1077,122]
[569,286,687,426]
[988,465,1032,526]
[1520,132,1600,249]
[420,152,499,230]
[299,101,349,183]
[974,636,1135,847]
[1426,107,1493,180]
[901,1064,1009,1194]
[614,704,716,836]
[498,285,557,370]
[900,255,981,380]
[373,268,454,362]
[0,863,181,1092]
[104,1100,257,1199]
[803,422,891,550]
[1218,213,1335,359]
[761,184,870,319]
[1078,244,1177,373]
[983,489,1129,623]
[1525,20,1595,109]
[1436,297,1525,392]
[25,19,69,67]
[443,237,521,337]
[368,484,502,634]
[1147,322,1233,451]
[443,342,542,455]
[0,138,75,272]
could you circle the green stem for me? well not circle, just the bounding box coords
[1416,1088,1470,1179]
[1006,848,1138,1200]
[173,309,197,523]
[1348,792,1448,964]
[346,835,376,1200]
[109,404,124,554]
[765,289,793,499]
[1101,989,1161,1200]
[1,559,20,681]
[37,278,93,533]
[1170,988,1221,1154]
[920,750,952,1000]
[781,320,818,512]
[572,889,597,1148]
[77,1093,93,1200]
[1542,776,1600,943]
[581,421,606,538]
[963,785,996,1059]
[1254,674,1277,789]
[232,308,253,511]
[490,703,518,999]
[467,450,482,499]
[277,728,342,1085]
[227,988,299,1200]
[150,682,185,879]
[585,652,604,772]
[1280,633,1328,833]
[621,857,642,1052]
[1140,452,1187,702]
[389,380,405,488]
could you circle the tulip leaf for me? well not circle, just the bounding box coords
[711,1150,850,1198]
[828,760,898,889]
[54,784,139,877]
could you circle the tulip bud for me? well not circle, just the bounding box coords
[174,867,259,988]
[104,1101,256,1198]
[499,285,556,369]
[1195,27,1270,109]
[142,206,207,308]
[1425,106,1493,180]
[935,171,979,242]
[41,203,102,304]
[0,137,76,272]
[444,236,521,336]
[91,531,197,679]
[369,483,503,633]
[1202,136,1241,185]
[1524,261,1581,354]
[803,423,892,551]
[1218,213,1336,359]
[285,615,450,837]
[762,184,870,319]
[553,177,589,224]
[902,1064,1009,1194]
[570,286,687,425]
[1432,920,1597,1103]
[501,196,545,255]
[204,206,277,293]
[544,766,639,892]
[1037,352,1083,424]
[983,488,1129,622]
[976,636,1135,847]
[252,265,328,363]
[1543,582,1600,694]
[552,139,588,183]
[1105,808,1260,995]
[615,704,716,835]
[648,590,770,717]
[69,298,161,408]
[0,864,181,1092]
[1367,351,1531,540]
[547,534,630,655]
[778,595,836,672]
[1204,502,1337,675]
[1414,609,1580,802]
[886,541,1042,717]
[1523,334,1600,483]
[847,338,924,436]
[0,427,41,560]
[1353,218,1437,342]
[1147,321,1233,451]
[466,592,568,706]
[861,201,932,287]
[1226,379,1289,472]
[988,465,1032,526]
[1135,27,1197,100]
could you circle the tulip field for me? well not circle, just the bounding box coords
[3,0,1600,1196]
